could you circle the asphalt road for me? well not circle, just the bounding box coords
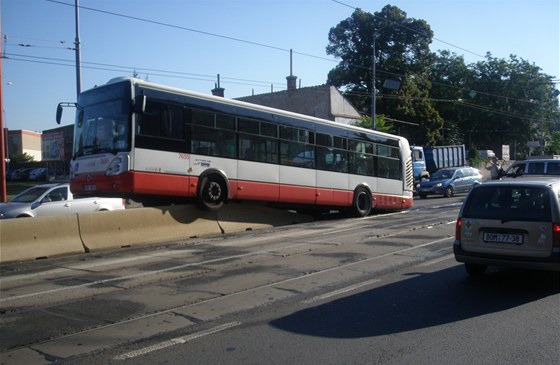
[1,195,558,364]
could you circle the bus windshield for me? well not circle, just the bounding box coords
[73,81,132,158]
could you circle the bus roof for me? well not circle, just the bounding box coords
[103,77,407,144]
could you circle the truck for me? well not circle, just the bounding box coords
[0,183,125,219]
[411,145,467,185]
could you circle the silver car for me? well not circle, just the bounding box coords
[0,183,124,219]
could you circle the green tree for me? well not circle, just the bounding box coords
[353,115,395,134]
[428,51,559,157]
[545,130,560,155]
[10,152,35,164]
[326,5,442,144]
[465,54,533,153]
[427,50,471,145]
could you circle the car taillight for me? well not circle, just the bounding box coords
[455,218,462,240]
[553,223,560,247]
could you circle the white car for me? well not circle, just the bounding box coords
[0,183,125,219]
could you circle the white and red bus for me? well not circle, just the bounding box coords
[57,77,414,216]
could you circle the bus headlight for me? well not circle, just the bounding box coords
[106,154,130,176]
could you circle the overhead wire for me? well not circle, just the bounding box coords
[4,52,287,89]
[6,0,555,118]
[41,0,530,103]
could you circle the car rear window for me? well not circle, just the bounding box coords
[463,185,551,222]
[547,162,560,175]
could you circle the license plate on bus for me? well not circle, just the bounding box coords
[84,184,97,191]
[483,232,523,244]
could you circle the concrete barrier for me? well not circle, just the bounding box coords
[217,203,313,233]
[0,204,313,263]
[0,215,85,263]
[78,205,222,252]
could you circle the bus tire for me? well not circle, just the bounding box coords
[197,175,227,211]
[352,187,372,217]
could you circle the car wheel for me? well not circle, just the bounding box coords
[465,263,486,278]
[419,193,428,199]
[444,186,454,198]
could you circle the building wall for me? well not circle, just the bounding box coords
[8,130,42,161]
[236,85,362,125]
[42,124,73,164]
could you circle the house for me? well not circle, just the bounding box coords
[7,130,42,161]
[214,74,363,125]
[7,125,73,165]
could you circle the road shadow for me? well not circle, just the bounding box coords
[270,265,559,339]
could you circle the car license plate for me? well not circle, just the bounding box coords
[483,232,523,244]
[84,184,97,191]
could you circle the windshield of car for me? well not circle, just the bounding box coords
[462,185,551,222]
[431,169,454,179]
[10,186,50,203]
[504,163,525,176]
[73,82,132,158]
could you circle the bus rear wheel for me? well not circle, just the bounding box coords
[352,188,372,217]
[197,175,226,211]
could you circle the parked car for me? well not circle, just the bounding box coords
[454,177,560,277]
[10,167,34,181]
[417,166,482,198]
[5,169,17,181]
[501,158,560,178]
[28,168,48,181]
[0,183,125,219]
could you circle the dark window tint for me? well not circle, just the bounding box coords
[138,101,184,140]
[463,186,551,221]
[528,162,545,174]
[547,162,560,175]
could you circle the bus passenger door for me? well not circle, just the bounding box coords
[279,148,317,205]
[236,137,280,202]
[279,166,317,205]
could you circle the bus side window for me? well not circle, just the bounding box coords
[161,105,183,139]
[137,101,183,139]
[348,140,373,176]
[138,101,161,136]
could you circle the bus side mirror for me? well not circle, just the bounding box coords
[135,95,146,114]
[56,103,63,124]
[56,102,77,125]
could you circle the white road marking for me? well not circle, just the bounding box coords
[113,321,241,360]
[302,278,381,304]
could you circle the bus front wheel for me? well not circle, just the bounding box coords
[352,188,372,217]
[197,175,227,211]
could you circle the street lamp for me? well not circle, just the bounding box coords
[371,18,412,130]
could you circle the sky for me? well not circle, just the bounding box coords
[1,0,559,133]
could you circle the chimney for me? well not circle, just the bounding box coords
[286,49,297,92]
[211,74,225,97]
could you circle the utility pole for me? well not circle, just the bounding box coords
[0,6,6,202]
[75,0,82,97]
[371,36,377,130]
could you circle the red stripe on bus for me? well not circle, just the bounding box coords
[73,170,412,211]
[133,171,193,196]
[71,172,135,194]
[373,194,413,210]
